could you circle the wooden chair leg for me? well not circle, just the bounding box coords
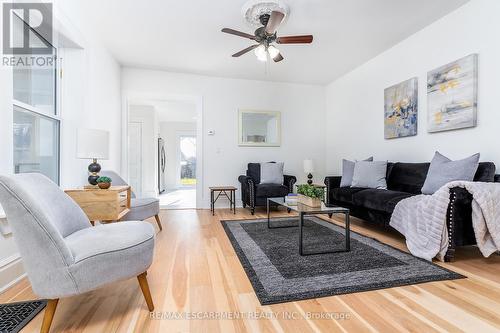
[40,299,59,333]
[137,272,154,311]
[154,214,163,231]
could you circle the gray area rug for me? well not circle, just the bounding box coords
[222,217,464,305]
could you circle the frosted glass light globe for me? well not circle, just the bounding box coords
[254,45,267,62]
[268,45,280,59]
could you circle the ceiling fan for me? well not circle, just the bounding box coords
[221,10,313,63]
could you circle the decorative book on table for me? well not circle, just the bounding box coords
[285,193,298,205]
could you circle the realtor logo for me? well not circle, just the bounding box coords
[2,3,53,55]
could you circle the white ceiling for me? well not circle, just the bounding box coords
[72,0,469,85]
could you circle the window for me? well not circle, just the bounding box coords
[13,106,60,182]
[12,13,60,183]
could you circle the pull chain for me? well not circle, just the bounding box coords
[264,52,271,76]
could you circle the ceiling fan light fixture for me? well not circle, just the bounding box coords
[254,44,268,61]
[222,1,312,63]
[267,45,280,59]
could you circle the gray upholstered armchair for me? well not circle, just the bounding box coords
[0,174,156,333]
[100,170,162,231]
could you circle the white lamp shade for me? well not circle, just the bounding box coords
[77,129,109,159]
[303,159,314,173]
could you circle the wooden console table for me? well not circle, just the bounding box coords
[65,186,131,224]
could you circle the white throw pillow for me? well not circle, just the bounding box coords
[421,152,480,195]
[340,157,373,187]
[260,162,284,185]
[351,161,388,189]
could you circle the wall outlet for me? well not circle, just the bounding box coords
[207,130,215,136]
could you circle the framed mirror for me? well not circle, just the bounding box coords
[238,110,281,147]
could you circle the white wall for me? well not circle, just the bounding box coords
[56,1,122,187]
[122,69,326,208]
[325,0,500,175]
[159,121,197,190]
[0,1,122,292]
[58,47,122,188]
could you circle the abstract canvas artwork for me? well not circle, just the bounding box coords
[427,54,478,133]
[384,77,418,139]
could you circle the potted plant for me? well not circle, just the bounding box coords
[296,184,323,208]
[96,176,112,189]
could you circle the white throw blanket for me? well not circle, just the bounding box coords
[390,181,500,261]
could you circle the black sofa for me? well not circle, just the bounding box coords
[324,162,499,262]
[238,163,296,214]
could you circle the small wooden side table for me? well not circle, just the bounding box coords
[209,186,237,215]
[65,186,131,224]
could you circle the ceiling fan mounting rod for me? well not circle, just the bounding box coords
[259,14,270,26]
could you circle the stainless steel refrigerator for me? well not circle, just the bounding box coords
[158,137,166,193]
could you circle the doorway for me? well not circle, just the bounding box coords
[159,129,197,208]
[126,98,200,209]
[158,134,197,208]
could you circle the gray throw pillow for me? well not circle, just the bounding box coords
[340,157,374,187]
[260,162,284,184]
[421,152,480,195]
[351,161,388,189]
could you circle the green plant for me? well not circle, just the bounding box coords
[96,176,112,183]
[296,184,324,199]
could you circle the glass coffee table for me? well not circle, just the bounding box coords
[267,197,350,256]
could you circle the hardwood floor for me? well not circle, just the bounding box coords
[2,208,500,332]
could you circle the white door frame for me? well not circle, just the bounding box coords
[122,93,203,208]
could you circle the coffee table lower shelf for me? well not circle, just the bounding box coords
[267,197,350,256]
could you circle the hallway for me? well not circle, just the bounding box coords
[159,188,196,209]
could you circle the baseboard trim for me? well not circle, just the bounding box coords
[159,203,245,210]
[142,191,157,198]
[0,254,26,294]
[0,253,20,268]
[0,272,27,295]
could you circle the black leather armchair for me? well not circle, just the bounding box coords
[238,163,296,214]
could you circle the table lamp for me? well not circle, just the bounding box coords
[303,159,314,185]
[77,129,109,186]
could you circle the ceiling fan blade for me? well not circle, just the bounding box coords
[232,44,259,57]
[277,35,314,44]
[265,11,285,35]
[273,53,284,62]
[222,28,256,40]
